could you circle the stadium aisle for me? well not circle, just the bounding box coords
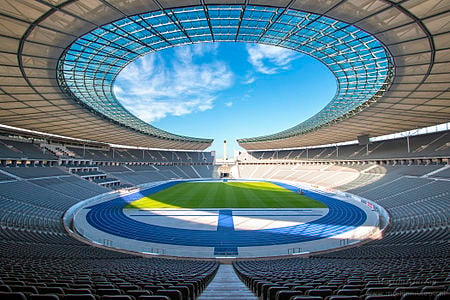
[198,264,256,299]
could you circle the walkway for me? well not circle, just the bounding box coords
[199,264,256,300]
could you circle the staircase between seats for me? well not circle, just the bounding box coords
[199,264,256,299]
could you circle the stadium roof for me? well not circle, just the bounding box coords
[0,0,448,151]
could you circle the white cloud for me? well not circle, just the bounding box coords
[192,42,218,56]
[246,44,301,74]
[225,102,233,107]
[114,44,233,122]
[242,73,256,85]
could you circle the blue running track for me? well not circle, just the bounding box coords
[85,180,367,251]
[215,210,238,255]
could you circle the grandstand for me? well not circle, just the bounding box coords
[0,1,449,300]
[0,129,448,299]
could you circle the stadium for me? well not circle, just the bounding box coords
[0,0,449,300]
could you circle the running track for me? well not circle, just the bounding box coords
[85,180,366,251]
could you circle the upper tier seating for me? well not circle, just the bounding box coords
[1,167,69,179]
[0,171,13,181]
[431,167,450,179]
[105,165,213,185]
[0,140,56,160]
[240,131,450,162]
[67,146,214,164]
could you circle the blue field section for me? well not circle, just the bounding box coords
[85,180,367,251]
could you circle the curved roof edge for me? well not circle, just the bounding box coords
[238,66,394,145]
[58,5,391,149]
[235,0,449,150]
[57,45,214,146]
[0,0,448,151]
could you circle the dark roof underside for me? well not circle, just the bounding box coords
[0,0,448,150]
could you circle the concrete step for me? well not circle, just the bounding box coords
[199,264,256,300]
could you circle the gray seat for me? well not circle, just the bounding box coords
[336,289,361,296]
[127,290,152,298]
[29,295,60,300]
[63,295,97,300]
[97,289,123,296]
[275,290,304,300]
[155,290,182,300]
[364,296,399,300]
[0,292,27,300]
[0,285,12,292]
[399,293,435,300]
[101,296,134,300]
[138,296,170,300]
[37,287,65,295]
[434,292,450,300]
[64,289,92,295]
[307,289,333,297]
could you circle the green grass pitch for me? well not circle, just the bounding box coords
[126,181,327,209]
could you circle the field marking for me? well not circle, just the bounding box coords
[136,209,316,211]
[124,207,327,231]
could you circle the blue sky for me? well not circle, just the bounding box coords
[114,43,336,158]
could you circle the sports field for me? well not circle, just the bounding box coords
[126,181,327,209]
